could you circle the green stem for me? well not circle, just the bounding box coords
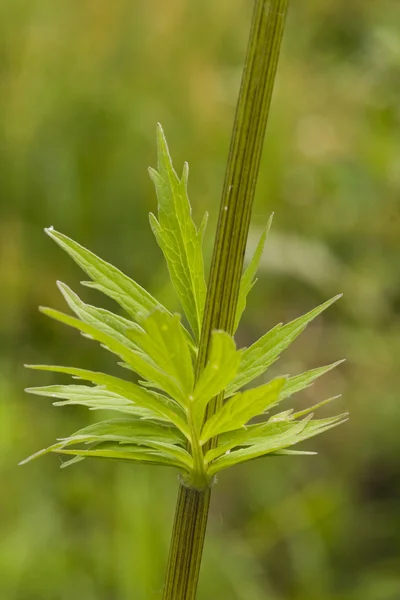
[162,1,288,598]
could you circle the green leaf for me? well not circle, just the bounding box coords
[191,331,242,431]
[127,310,194,400]
[20,441,190,471]
[226,295,342,396]
[25,384,158,418]
[45,227,165,324]
[149,124,207,342]
[234,215,273,332]
[56,444,190,470]
[207,413,348,465]
[68,417,186,446]
[281,361,345,400]
[271,450,318,456]
[206,418,294,463]
[57,281,142,351]
[292,395,341,419]
[201,376,286,444]
[207,416,314,475]
[57,421,193,469]
[39,306,187,404]
[224,413,348,448]
[25,365,190,438]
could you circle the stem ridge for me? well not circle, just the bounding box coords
[162,2,288,598]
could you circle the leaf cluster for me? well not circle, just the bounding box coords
[22,125,347,489]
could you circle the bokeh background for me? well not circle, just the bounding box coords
[1,1,399,599]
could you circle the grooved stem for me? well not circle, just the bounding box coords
[162,1,288,598]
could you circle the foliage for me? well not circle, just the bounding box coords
[2,1,399,597]
[22,127,347,490]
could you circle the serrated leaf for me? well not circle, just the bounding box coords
[127,310,194,400]
[201,377,286,444]
[149,124,207,342]
[280,361,345,400]
[20,441,190,471]
[208,416,313,475]
[226,295,342,396]
[25,384,158,418]
[25,365,189,439]
[56,443,189,470]
[234,215,273,332]
[206,419,294,463]
[191,331,242,431]
[225,413,347,448]
[207,413,347,465]
[45,227,165,324]
[39,306,187,404]
[67,417,186,446]
[44,417,191,468]
[57,281,142,351]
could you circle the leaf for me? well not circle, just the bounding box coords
[206,419,295,463]
[25,384,158,418]
[57,281,142,351]
[271,450,318,456]
[127,310,194,400]
[39,306,187,404]
[207,413,348,466]
[25,365,190,438]
[234,215,273,332]
[20,441,189,471]
[201,377,286,444]
[56,444,190,470]
[226,295,342,396]
[224,413,348,448]
[45,227,165,324]
[68,417,186,446]
[149,124,207,342]
[191,331,242,431]
[57,421,192,468]
[207,416,314,475]
[292,395,341,419]
[281,361,345,400]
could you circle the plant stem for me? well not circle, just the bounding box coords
[162,1,288,598]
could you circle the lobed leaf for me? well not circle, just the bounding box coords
[206,413,347,466]
[206,405,347,464]
[25,365,190,439]
[26,384,158,418]
[149,124,207,342]
[39,306,187,404]
[57,281,142,351]
[201,377,286,444]
[226,295,342,396]
[207,416,314,475]
[45,227,165,324]
[223,413,348,449]
[281,361,345,400]
[206,419,295,463]
[191,331,242,431]
[21,414,190,466]
[56,444,190,470]
[21,441,190,471]
[68,417,186,446]
[127,310,194,401]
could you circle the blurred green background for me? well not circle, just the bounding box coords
[1,1,399,598]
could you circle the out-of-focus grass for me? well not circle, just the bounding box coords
[0,1,399,599]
